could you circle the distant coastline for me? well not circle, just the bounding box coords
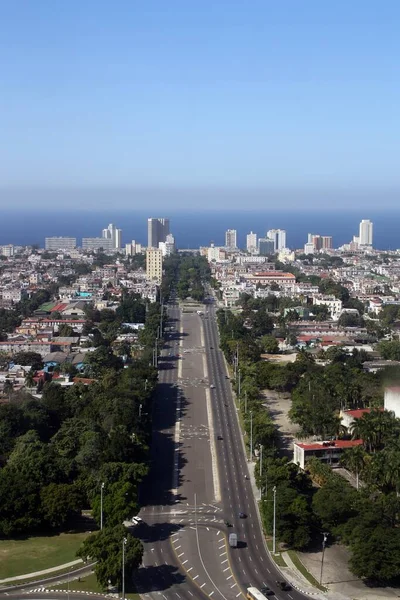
[1,209,399,251]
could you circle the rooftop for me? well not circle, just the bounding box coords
[295,439,363,451]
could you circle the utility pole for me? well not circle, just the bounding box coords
[100,482,105,530]
[260,444,263,478]
[122,537,127,600]
[245,391,247,414]
[272,486,277,554]
[249,410,253,462]
[238,369,241,398]
[319,532,328,585]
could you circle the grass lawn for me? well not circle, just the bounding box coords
[287,550,327,592]
[266,541,287,567]
[0,532,90,580]
[52,573,141,599]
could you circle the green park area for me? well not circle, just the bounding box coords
[0,532,89,580]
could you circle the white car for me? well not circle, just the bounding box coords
[131,516,143,524]
[210,384,215,389]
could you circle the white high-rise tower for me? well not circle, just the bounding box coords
[102,223,122,249]
[267,229,287,251]
[225,229,237,250]
[246,231,257,253]
[359,219,373,246]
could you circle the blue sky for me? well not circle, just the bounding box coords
[0,1,399,209]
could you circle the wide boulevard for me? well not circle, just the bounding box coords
[136,293,310,600]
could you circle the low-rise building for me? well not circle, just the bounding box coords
[293,439,363,470]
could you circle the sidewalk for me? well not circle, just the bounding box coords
[0,559,83,584]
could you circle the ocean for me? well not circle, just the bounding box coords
[1,209,399,251]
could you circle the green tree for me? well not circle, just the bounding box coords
[259,335,279,354]
[77,525,143,590]
[312,476,358,534]
[13,352,43,370]
[40,483,82,528]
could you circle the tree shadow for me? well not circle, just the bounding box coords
[133,563,186,593]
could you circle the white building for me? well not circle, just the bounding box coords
[0,245,15,257]
[207,245,224,262]
[246,231,257,254]
[267,229,287,251]
[102,223,122,249]
[146,248,163,283]
[82,237,113,251]
[359,219,373,246]
[313,296,343,320]
[384,387,400,417]
[159,233,176,257]
[225,229,237,250]
[304,242,315,254]
[45,237,77,251]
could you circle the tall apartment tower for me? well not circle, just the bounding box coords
[225,229,237,250]
[146,248,163,283]
[267,229,287,251]
[148,218,170,248]
[102,223,122,248]
[359,219,373,246]
[321,236,333,250]
[246,231,257,253]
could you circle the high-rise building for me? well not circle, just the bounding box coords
[0,245,14,257]
[147,218,170,248]
[102,223,122,249]
[246,231,257,253]
[267,229,287,251]
[82,237,113,251]
[45,237,77,251]
[359,219,373,246]
[258,238,275,256]
[225,229,237,250]
[321,236,333,250]
[146,248,163,283]
[159,233,176,257]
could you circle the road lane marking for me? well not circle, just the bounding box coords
[175,545,181,549]
[178,552,184,557]
[182,559,188,565]
[200,583,206,589]
[221,559,228,564]
[227,575,233,580]
[193,575,199,580]
[187,567,193,572]
[220,551,227,556]
[223,567,230,572]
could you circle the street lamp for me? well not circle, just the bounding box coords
[122,536,127,600]
[319,532,329,585]
[249,410,253,462]
[139,404,142,419]
[100,482,105,530]
[272,485,277,554]
[238,369,241,398]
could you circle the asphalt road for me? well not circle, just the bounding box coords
[202,300,308,600]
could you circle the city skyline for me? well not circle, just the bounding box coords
[1,2,400,209]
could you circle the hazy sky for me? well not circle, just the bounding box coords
[0,1,399,210]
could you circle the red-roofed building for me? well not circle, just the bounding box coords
[340,407,384,430]
[294,439,363,470]
[243,271,296,286]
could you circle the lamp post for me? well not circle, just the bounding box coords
[238,369,241,398]
[100,482,105,530]
[272,485,277,554]
[139,404,142,419]
[260,444,263,478]
[244,391,247,414]
[122,537,127,600]
[319,532,329,585]
[249,410,253,462]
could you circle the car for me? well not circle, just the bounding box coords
[131,516,143,524]
[276,581,291,591]
[260,587,274,596]
[210,384,215,389]
[224,520,232,527]
[238,512,247,519]
[210,346,214,349]
[217,435,223,440]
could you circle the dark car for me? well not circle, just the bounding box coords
[210,346,214,349]
[217,435,223,440]
[238,512,247,519]
[224,520,232,527]
[260,587,274,596]
[276,581,291,591]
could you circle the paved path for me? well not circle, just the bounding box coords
[0,559,83,584]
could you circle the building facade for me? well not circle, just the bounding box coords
[45,237,77,251]
[102,223,122,248]
[147,218,170,248]
[146,248,163,283]
[246,231,257,254]
[359,219,373,246]
[225,229,237,250]
[267,229,287,251]
[258,238,275,256]
[82,237,113,251]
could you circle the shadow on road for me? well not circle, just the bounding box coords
[134,564,186,593]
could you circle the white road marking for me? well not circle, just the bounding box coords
[175,545,181,549]
[227,574,233,580]
[187,567,193,572]
[220,551,227,557]
[223,567,230,572]
[200,583,206,589]
[182,559,188,565]
[193,575,199,580]
[178,552,184,557]
[230,583,237,589]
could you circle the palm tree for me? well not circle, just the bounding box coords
[24,370,35,389]
[340,445,367,490]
